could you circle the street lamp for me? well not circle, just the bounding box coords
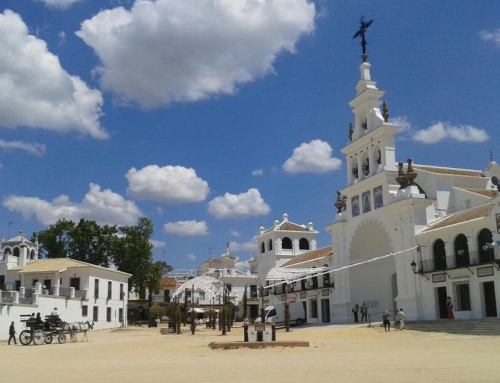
[410,246,429,280]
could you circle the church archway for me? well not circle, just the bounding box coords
[348,220,395,313]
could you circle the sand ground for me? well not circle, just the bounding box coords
[1,322,499,383]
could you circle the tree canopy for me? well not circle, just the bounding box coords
[32,217,170,299]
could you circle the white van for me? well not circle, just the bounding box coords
[256,303,305,326]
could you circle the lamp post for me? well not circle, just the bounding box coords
[411,246,429,280]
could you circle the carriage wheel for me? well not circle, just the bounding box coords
[45,334,53,344]
[58,333,67,344]
[19,330,33,346]
[32,329,46,345]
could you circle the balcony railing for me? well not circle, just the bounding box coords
[19,289,34,305]
[419,249,499,274]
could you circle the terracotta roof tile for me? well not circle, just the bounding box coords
[456,187,497,198]
[9,258,131,276]
[419,204,494,233]
[160,277,177,287]
[263,221,313,234]
[281,246,333,267]
[413,165,483,177]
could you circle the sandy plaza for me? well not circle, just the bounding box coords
[1,323,499,383]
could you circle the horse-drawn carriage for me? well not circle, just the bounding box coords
[19,314,93,345]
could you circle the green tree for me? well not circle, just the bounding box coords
[243,285,248,319]
[149,305,164,320]
[113,218,162,301]
[34,218,118,266]
[284,300,291,332]
[35,217,168,304]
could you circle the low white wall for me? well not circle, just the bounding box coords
[0,295,127,341]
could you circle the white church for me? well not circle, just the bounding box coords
[257,55,500,324]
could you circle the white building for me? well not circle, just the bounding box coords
[255,214,335,323]
[0,231,131,339]
[325,56,500,322]
[257,55,500,325]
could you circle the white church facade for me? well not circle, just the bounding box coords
[258,56,500,324]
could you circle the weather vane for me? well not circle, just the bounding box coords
[353,16,373,62]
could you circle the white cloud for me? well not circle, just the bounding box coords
[480,29,500,47]
[229,230,240,238]
[3,183,142,226]
[126,165,209,204]
[76,0,315,109]
[0,10,106,139]
[228,240,255,253]
[251,169,263,176]
[208,188,270,219]
[58,31,66,44]
[412,122,489,144]
[390,116,412,133]
[36,0,82,9]
[283,139,342,174]
[163,220,208,237]
[186,253,197,262]
[150,240,166,248]
[0,139,46,157]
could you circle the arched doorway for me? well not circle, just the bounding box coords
[433,239,447,270]
[349,221,394,314]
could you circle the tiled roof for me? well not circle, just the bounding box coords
[419,204,494,233]
[456,187,497,198]
[413,165,483,177]
[160,277,177,287]
[263,221,311,234]
[281,246,333,267]
[9,258,131,276]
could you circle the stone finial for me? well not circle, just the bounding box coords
[259,224,265,234]
[395,162,407,190]
[308,219,314,231]
[349,122,354,141]
[395,159,418,189]
[274,218,279,228]
[283,212,288,222]
[383,100,389,121]
[334,191,347,213]
[406,158,417,185]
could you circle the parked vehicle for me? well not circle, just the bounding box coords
[255,303,305,326]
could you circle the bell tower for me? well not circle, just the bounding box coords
[341,60,400,186]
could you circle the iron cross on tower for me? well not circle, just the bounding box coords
[353,16,373,62]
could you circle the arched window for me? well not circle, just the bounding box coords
[268,239,273,251]
[433,239,447,271]
[260,242,265,254]
[299,238,309,250]
[13,247,20,257]
[30,249,36,260]
[454,233,470,268]
[322,265,332,287]
[282,237,292,250]
[478,228,494,263]
[311,267,318,289]
[4,247,11,255]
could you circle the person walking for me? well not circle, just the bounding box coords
[446,297,454,319]
[360,302,368,322]
[382,310,391,332]
[352,304,359,323]
[8,321,17,345]
[396,308,406,330]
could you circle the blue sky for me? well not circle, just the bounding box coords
[1,0,499,270]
